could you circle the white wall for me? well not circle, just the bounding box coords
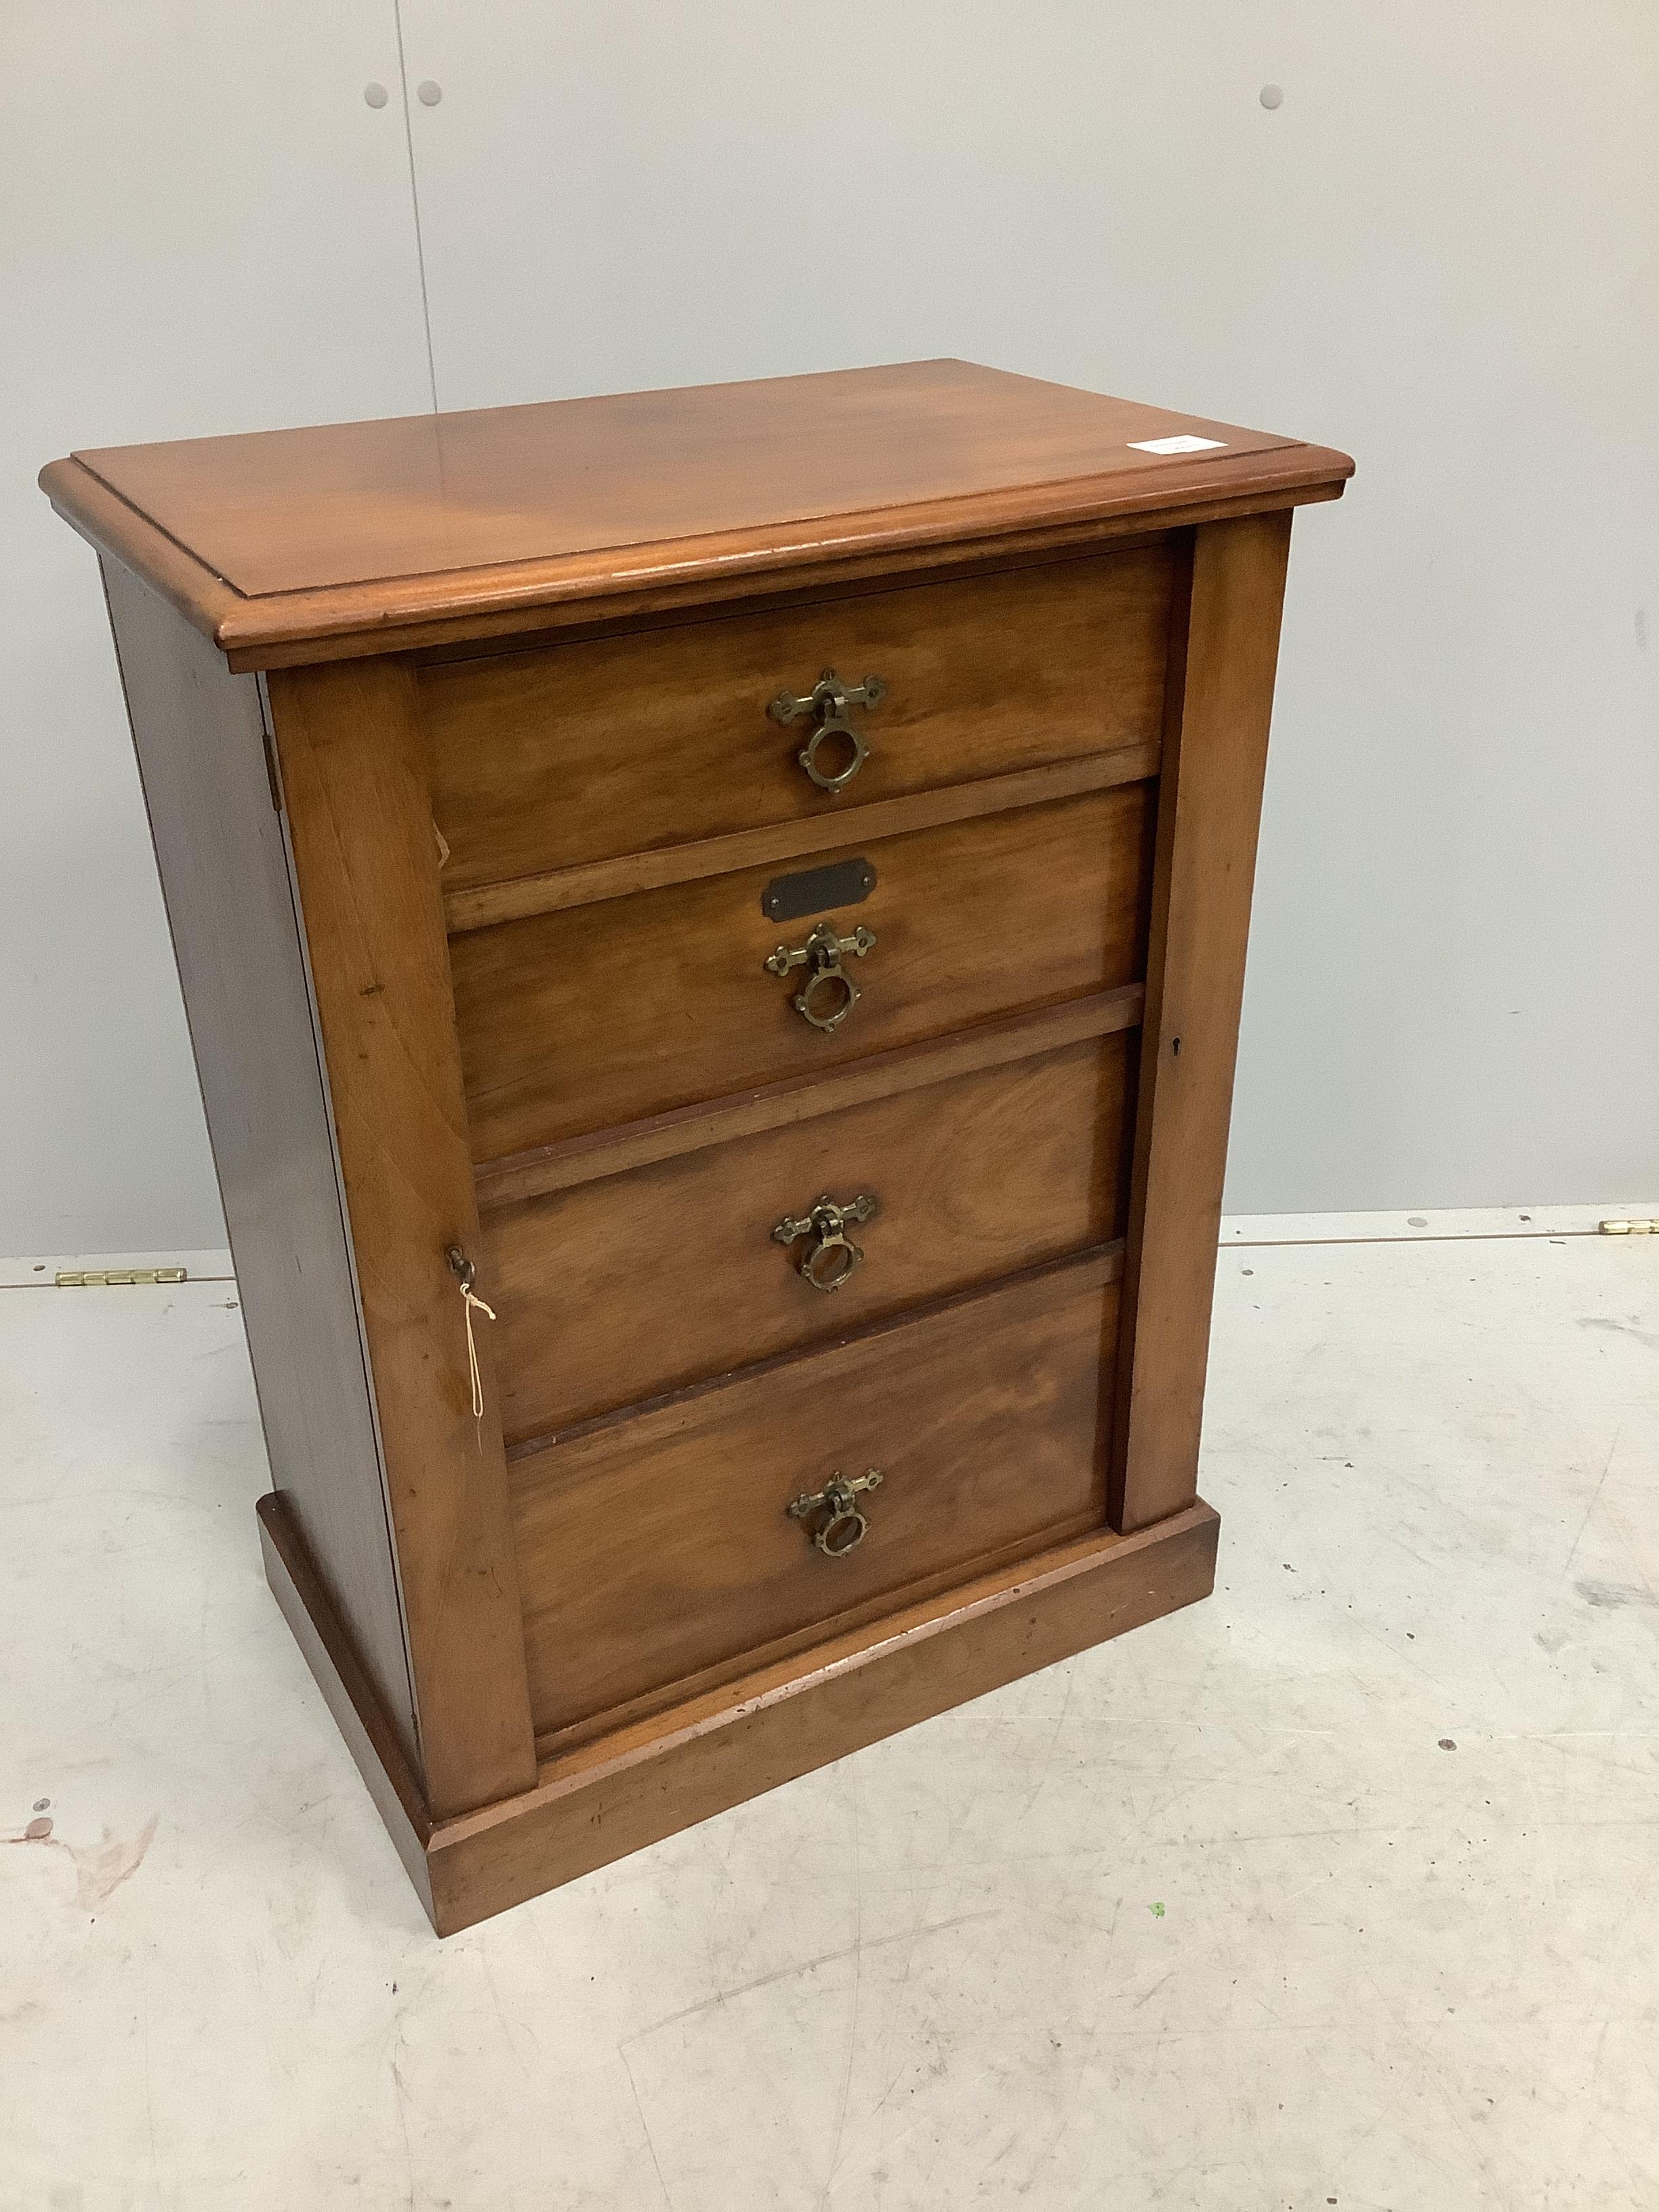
[0,1,431,1252]
[3,3,1655,1252]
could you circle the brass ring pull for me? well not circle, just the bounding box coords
[787,1468,884,1557]
[796,964,856,1032]
[773,1193,878,1294]
[818,1508,868,1557]
[769,668,887,795]
[763,919,876,1033]
[798,719,867,796]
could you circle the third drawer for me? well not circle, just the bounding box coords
[485,1026,1135,1443]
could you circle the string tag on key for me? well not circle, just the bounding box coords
[446,1246,497,1448]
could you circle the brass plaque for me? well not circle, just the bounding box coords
[761,856,876,923]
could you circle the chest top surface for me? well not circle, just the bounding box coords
[42,358,1351,665]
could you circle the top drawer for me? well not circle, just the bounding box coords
[417,546,1174,893]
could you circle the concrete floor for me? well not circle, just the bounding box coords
[2,1224,1656,2209]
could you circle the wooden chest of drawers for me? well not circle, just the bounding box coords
[43,361,1351,1933]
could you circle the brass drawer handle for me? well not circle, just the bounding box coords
[764,918,875,1033]
[773,1192,878,1293]
[787,1467,884,1557]
[769,668,887,794]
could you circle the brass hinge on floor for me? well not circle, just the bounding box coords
[55,1267,188,1287]
[1599,1220,1659,1236]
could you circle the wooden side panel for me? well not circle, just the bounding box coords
[418,547,1173,888]
[488,1031,1132,1440]
[511,1250,1121,1738]
[264,658,539,1816]
[451,783,1153,1160]
[1109,512,1294,1532]
[100,558,418,1763]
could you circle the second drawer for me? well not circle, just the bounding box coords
[451,781,1153,1161]
[485,1027,1134,1442]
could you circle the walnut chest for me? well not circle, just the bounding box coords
[42,361,1351,1933]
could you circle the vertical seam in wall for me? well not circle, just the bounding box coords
[392,0,441,413]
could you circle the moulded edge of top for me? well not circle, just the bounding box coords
[39,421,1353,673]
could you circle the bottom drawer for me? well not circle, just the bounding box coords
[510,1247,1122,1740]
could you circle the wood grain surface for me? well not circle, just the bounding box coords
[419,546,1172,888]
[510,1249,1123,1737]
[487,1031,1132,1439]
[264,1477,1217,1936]
[45,351,1345,1934]
[67,361,1317,596]
[265,657,539,1816]
[451,783,1153,1160]
[100,560,419,1765]
[428,1503,1216,1931]
[40,360,1352,665]
[442,743,1160,933]
[473,987,1144,1208]
[1110,512,1294,1534]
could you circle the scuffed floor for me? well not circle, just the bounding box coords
[1,1229,1656,2209]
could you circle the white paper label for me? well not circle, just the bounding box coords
[1128,434,1227,455]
